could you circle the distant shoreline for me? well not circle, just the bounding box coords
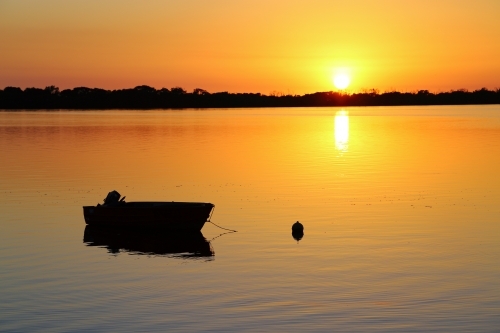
[1,86,499,109]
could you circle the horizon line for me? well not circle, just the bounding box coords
[2,85,500,96]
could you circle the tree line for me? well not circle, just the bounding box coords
[1,85,499,109]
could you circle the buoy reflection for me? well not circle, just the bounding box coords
[334,110,349,151]
[292,230,304,242]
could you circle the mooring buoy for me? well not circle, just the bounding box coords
[291,221,304,242]
[292,221,304,232]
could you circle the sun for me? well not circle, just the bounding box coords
[333,73,351,90]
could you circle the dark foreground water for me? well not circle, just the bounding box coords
[1,106,500,332]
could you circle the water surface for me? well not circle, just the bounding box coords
[1,106,500,332]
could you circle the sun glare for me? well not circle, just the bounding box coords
[333,73,351,90]
[334,110,349,151]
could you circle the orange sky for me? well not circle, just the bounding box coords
[1,0,499,94]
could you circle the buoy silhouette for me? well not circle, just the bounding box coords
[292,221,304,232]
[292,221,304,242]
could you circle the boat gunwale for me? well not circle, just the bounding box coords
[83,202,214,208]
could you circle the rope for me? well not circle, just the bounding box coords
[208,206,215,222]
[207,206,238,233]
[208,221,238,233]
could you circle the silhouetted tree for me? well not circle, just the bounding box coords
[193,88,209,95]
[170,87,187,95]
[1,85,500,109]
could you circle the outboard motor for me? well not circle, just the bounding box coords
[103,190,125,206]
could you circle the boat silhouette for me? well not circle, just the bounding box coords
[83,225,214,258]
[83,191,214,232]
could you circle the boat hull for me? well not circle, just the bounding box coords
[83,202,214,232]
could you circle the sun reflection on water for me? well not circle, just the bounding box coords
[334,110,349,151]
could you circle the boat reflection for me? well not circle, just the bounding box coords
[83,225,214,258]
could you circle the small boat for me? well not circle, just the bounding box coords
[83,191,214,232]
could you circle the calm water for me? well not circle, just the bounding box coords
[1,106,500,332]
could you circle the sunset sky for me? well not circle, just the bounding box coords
[1,0,499,94]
